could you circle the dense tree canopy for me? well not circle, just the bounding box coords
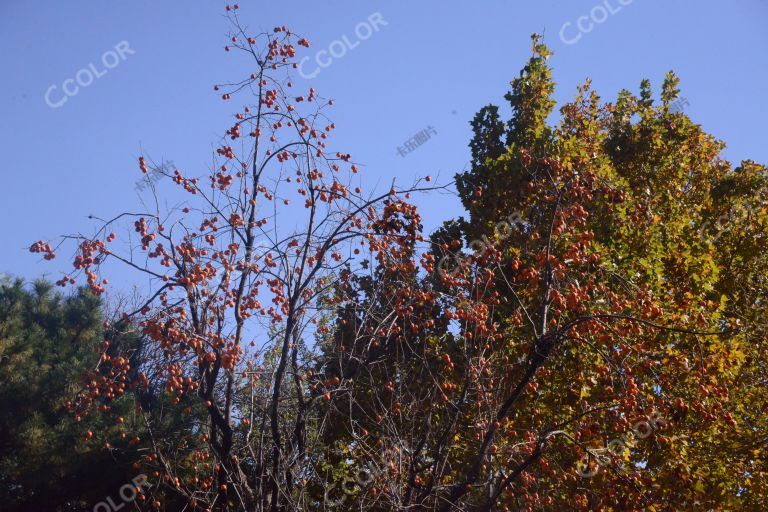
[0,278,143,511]
[319,35,768,510]
[16,13,768,512]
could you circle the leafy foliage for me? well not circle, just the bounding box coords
[24,14,768,511]
[0,279,140,511]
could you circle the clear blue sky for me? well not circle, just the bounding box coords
[2,0,767,285]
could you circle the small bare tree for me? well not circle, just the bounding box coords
[35,8,435,511]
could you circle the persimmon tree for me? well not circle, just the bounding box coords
[31,7,434,511]
[31,16,768,512]
[314,36,768,511]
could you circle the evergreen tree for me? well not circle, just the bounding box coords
[0,278,140,511]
